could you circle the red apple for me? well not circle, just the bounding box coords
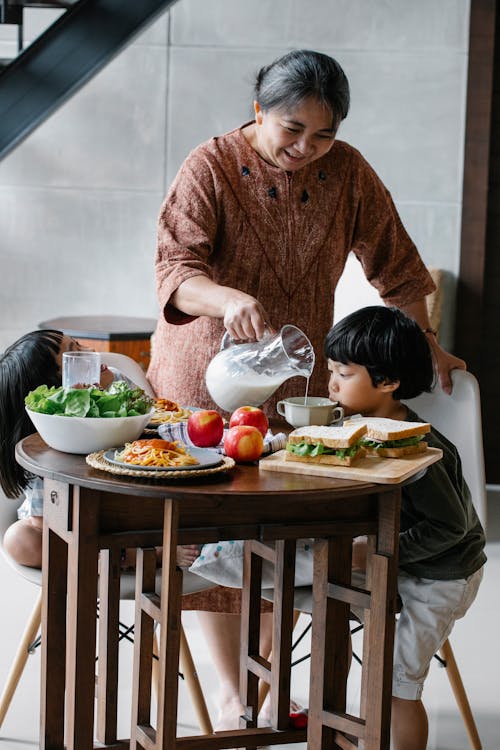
[229,406,269,438]
[223,425,264,462]
[187,409,224,447]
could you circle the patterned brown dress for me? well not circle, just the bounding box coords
[148,125,435,612]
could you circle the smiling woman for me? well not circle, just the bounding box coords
[146,48,465,730]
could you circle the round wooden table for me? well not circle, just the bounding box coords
[16,433,401,750]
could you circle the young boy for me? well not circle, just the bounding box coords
[325,306,486,750]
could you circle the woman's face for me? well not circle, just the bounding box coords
[254,97,336,171]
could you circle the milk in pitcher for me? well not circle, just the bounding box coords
[206,357,284,412]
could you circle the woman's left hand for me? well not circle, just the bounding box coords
[428,338,466,395]
[396,299,467,395]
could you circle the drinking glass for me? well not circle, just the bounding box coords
[62,351,101,389]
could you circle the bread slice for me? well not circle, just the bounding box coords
[345,417,430,441]
[287,423,367,448]
[363,442,428,458]
[285,447,366,466]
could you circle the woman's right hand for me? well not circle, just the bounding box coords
[222,290,273,341]
[171,275,273,340]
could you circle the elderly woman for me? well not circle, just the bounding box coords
[147,49,465,727]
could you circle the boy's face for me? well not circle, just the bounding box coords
[327,359,399,417]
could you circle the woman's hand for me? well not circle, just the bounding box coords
[427,336,466,395]
[171,275,273,341]
[396,299,466,394]
[222,291,273,341]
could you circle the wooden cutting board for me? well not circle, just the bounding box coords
[259,447,443,484]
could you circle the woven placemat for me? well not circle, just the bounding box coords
[86,450,235,479]
[143,425,160,435]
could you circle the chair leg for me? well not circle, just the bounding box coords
[438,638,482,750]
[179,622,213,734]
[0,591,42,728]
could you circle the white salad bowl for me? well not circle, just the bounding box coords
[26,408,153,455]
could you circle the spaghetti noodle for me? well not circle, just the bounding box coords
[114,439,199,467]
[150,399,193,425]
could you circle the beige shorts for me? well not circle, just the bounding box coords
[351,567,483,699]
[392,567,484,699]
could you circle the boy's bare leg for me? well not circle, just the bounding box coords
[196,611,273,730]
[391,696,428,750]
[3,517,43,568]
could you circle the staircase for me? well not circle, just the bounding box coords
[1,1,77,59]
[0,0,176,160]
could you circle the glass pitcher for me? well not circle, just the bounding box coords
[205,324,315,412]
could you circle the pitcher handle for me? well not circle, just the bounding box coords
[220,326,273,351]
[220,331,233,351]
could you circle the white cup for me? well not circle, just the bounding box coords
[62,351,101,389]
[276,396,344,429]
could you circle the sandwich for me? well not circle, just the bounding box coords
[285,423,368,466]
[345,417,431,458]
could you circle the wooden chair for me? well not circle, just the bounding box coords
[0,351,215,736]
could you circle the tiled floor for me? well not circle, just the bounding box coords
[1,497,499,749]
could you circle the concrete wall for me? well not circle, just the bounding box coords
[0,0,470,353]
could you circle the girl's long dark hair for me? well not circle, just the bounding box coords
[0,329,63,497]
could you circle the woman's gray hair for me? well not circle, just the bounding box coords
[254,49,350,130]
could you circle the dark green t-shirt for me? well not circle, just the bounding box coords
[398,408,486,580]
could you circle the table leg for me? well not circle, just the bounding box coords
[240,538,296,731]
[308,537,352,750]
[130,498,182,750]
[65,486,100,750]
[130,547,158,749]
[269,539,296,730]
[240,542,263,728]
[360,490,400,750]
[96,547,122,744]
[40,523,67,749]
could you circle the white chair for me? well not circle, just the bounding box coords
[0,353,216,736]
[100,351,156,398]
[404,369,487,528]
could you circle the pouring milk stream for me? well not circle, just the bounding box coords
[205,325,315,412]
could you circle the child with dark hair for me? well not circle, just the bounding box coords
[0,329,119,567]
[325,306,486,750]
[1,330,199,570]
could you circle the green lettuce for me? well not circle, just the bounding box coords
[361,435,424,449]
[25,381,153,418]
[286,441,361,460]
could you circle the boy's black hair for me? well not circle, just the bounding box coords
[324,306,435,400]
[0,329,63,497]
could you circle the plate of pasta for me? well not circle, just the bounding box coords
[105,438,223,472]
[149,399,194,426]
